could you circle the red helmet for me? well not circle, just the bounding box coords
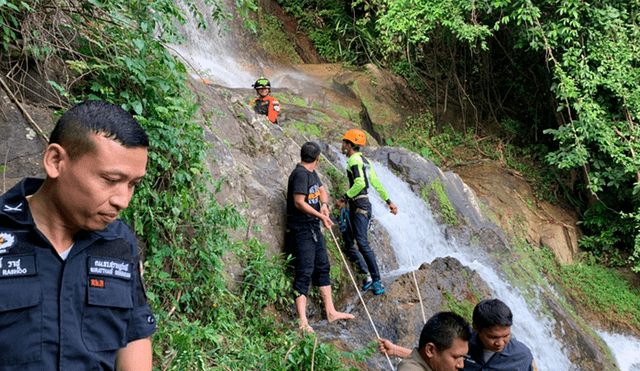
[343,129,366,146]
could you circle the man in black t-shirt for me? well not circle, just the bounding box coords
[286,142,354,332]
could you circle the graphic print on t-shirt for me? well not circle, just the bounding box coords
[308,184,321,206]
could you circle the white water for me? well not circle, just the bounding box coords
[170,3,640,367]
[364,162,573,370]
[362,160,640,371]
[597,331,640,371]
[170,0,257,88]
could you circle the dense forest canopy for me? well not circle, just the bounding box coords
[276,0,640,271]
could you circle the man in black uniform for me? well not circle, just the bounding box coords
[0,100,156,370]
[286,141,354,332]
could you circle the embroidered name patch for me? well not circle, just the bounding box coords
[0,232,17,254]
[88,257,132,280]
[0,254,36,278]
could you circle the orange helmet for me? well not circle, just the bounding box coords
[343,129,366,146]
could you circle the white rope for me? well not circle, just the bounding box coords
[327,226,395,370]
[397,226,426,324]
[302,136,427,323]
[295,136,424,365]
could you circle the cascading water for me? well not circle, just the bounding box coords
[169,2,640,368]
[365,160,640,371]
[170,0,263,88]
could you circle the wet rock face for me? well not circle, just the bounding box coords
[312,256,492,371]
[544,297,618,370]
[1,61,618,370]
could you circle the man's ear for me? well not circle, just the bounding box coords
[423,342,438,358]
[42,143,68,179]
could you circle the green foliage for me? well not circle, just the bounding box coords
[330,105,358,121]
[538,248,640,327]
[276,0,379,64]
[385,113,437,160]
[292,96,307,107]
[257,12,300,64]
[1,0,371,368]
[425,179,458,226]
[291,121,323,138]
[577,203,636,267]
[442,291,477,322]
[374,0,493,57]
[278,0,640,269]
[0,0,27,51]
[322,159,350,200]
[386,114,558,203]
[239,238,294,310]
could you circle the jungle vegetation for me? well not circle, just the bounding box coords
[276,0,640,272]
[1,0,640,369]
[0,0,372,369]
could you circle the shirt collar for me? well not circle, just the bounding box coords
[0,177,43,225]
[470,331,518,358]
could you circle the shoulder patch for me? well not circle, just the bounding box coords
[0,232,16,254]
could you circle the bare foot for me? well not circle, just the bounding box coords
[300,324,315,333]
[327,311,355,323]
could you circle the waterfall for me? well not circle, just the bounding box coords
[597,332,640,371]
[170,0,260,88]
[366,161,640,371]
[168,2,640,368]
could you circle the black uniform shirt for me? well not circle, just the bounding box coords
[0,178,156,371]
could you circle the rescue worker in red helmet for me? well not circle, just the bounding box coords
[335,129,398,295]
[250,77,280,124]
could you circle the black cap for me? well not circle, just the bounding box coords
[301,141,321,163]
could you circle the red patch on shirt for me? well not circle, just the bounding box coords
[90,278,105,288]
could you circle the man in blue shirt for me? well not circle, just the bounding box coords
[463,299,537,371]
[0,100,156,370]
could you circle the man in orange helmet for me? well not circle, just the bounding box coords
[335,129,398,295]
[250,77,280,123]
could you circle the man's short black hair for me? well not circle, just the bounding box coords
[49,100,149,160]
[301,141,321,163]
[418,311,472,352]
[472,299,513,332]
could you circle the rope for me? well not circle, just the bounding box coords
[398,226,426,324]
[301,135,427,323]
[327,226,395,370]
[295,135,425,364]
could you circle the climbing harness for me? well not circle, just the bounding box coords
[333,207,350,233]
[295,135,427,366]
